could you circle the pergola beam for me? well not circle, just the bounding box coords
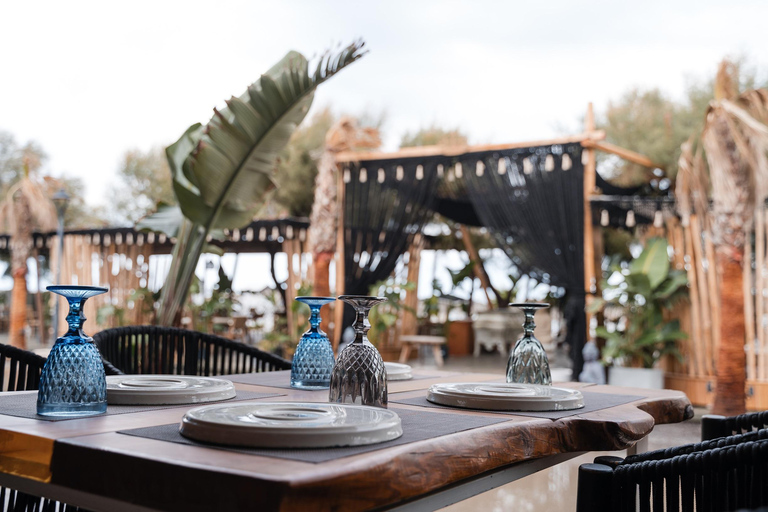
[582,139,664,170]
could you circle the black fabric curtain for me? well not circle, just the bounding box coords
[341,159,439,328]
[341,143,588,379]
[460,143,586,380]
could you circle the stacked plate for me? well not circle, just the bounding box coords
[106,375,237,405]
[384,362,413,381]
[180,402,403,448]
[426,382,584,411]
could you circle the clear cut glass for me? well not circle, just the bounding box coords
[37,285,109,417]
[506,302,552,385]
[291,296,336,389]
[329,295,388,408]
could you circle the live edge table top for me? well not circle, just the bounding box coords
[0,370,693,512]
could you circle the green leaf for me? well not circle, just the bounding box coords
[136,203,184,238]
[655,271,688,299]
[629,238,670,290]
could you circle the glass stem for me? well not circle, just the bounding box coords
[352,308,370,344]
[65,298,89,338]
[308,306,321,333]
[523,309,536,338]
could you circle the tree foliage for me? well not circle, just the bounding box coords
[400,125,468,148]
[109,147,175,225]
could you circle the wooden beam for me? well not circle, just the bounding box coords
[584,103,598,342]
[335,131,606,163]
[333,163,346,351]
[582,140,664,170]
[459,225,494,308]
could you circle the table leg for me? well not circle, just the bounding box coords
[432,345,444,367]
[399,344,412,364]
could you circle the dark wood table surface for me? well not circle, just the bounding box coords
[0,370,693,512]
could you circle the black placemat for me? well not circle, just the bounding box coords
[226,370,444,389]
[118,406,510,463]
[0,390,283,421]
[391,391,645,419]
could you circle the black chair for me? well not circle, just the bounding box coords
[576,430,768,511]
[702,411,768,441]
[0,343,89,512]
[93,326,291,376]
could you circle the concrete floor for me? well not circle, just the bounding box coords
[406,351,703,512]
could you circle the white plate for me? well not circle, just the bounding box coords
[180,402,403,448]
[426,382,584,411]
[384,362,413,381]
[106,375,237,405]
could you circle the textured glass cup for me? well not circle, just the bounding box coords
[506,303,552,385]
[291,296,336,389]
[37,285,109,417]
[329,295,388,408]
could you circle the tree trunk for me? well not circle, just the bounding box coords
[9,267,28,349]
[712,254,746,415]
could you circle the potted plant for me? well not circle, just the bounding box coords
[590,238,688,388]
[367,279,416,361]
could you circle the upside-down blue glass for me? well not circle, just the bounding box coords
[37,285,109,417]
[291,296,337,389]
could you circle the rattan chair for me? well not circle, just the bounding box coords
[576,429,768,511]
[0,343,90,512]
[93,326,291,376]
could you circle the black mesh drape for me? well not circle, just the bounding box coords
[461,143,586,379]
[342,160,438,326]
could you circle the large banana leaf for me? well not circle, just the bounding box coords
[155,41,366,325]
[629,237,669,290]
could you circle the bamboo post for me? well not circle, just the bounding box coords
[333,164,346,351]
[691,215,715,376]
[400,235,424,338]
[284,239,298,340]
[683,222,704,377]
[704,227,721,375]
[745,219,756,382]
[583,103,598,337]
[459,224,494,308]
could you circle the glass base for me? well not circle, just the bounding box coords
[37,400,107,417]
[290,380,331,390]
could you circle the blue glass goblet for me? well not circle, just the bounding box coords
[37,285,109,417]
[291,296,337,389]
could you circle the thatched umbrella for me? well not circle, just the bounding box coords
[308,117,380,299]
[0,169,57,348]
[701,61,768,415]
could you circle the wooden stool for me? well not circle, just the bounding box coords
[399,335,447,367]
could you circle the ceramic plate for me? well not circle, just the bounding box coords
[384,362,413,381]
[426,382,584,411]
[180,402,403,448]
[106,375,237,405]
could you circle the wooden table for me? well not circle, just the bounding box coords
[398,335,447,366]
[0,371,692,512]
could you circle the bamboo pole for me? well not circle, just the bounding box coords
[745,222,757,382]
[683,223,704,377]
[691,215,715,376]
[459,224,494,308]
[755,208,764,381]
[581,140,665,170]
[583,103,598,339]
[400,235,424,339]
[333,164,346,351]
[704,226,721,375]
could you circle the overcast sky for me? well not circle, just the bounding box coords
[1,0,766,207]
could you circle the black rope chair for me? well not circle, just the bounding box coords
[0,343,90,512]
[702,411,768,441]
[576,430,768,511]
[93,326,291,376]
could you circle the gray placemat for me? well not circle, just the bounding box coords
[226,370,444,389]
[0,390,283,421]
[391,391,645,419]
[118,406,510,463]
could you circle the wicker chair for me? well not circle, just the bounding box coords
[702,410,768,441]
[93,326,291,376]
[0,343,89,512]
[576,429,768,511]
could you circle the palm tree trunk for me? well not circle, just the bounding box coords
[712,253,746,415]
[9,267,27,349]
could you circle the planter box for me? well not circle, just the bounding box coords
[447,320,474,357]
[608,366,665,389]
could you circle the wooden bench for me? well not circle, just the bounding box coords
[399,335,447,367]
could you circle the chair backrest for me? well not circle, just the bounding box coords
[93,326,292,376]
[0,343,46,392]
[702,411,768,441]
[577,436,768,511]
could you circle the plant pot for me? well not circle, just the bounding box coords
[608,366,665,389]
[447,320,474,357]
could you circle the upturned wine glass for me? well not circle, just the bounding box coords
[291,296,336,389]
[37,285,109,417]
[329,295,388,408]
[506,302,552,385]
